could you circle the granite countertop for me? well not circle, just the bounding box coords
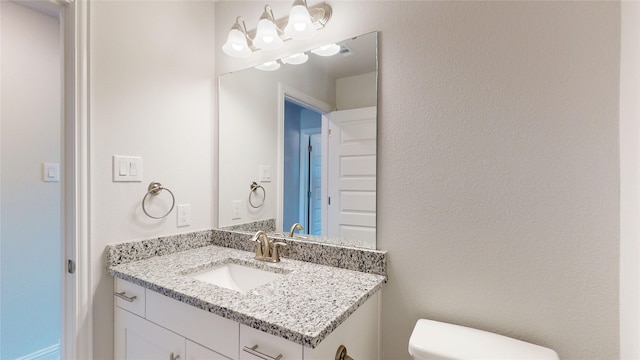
[108,244,386,348]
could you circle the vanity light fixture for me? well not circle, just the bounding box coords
[222,17,252,58]
[281,52,309,65]
[255,61,281,71]
[310,43,340,56]
[253,5,284,50]
[222,1,332,58]
[284,0,316,40]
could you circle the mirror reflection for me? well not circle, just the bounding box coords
[218,32,377,249]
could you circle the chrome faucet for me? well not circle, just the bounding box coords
[288,223,304,237]
[250,230,287,263]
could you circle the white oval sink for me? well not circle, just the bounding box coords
[188,262,285,293]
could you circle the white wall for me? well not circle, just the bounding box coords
[619,2,640,359]
[89,2,215,358]
[0,2,61,357]
[215,1,621,358]
[336,72,376,110]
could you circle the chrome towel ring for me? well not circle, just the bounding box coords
[142,181,175,219]
[249,181,265,208]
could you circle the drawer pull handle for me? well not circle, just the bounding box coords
[242,345,283,360]
[170,352,180,360]
[114,291,137,302]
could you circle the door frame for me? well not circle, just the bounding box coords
[298,127,322,233]
[61,1,91,358]
[276,84,332,232]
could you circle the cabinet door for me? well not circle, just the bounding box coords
[186,340,230,360]
[304,293,379,360]
[115,307,185,360]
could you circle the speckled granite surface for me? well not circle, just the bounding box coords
[108,245,385,348]
[210,229,386,276]
[220,219,276,232]
[106,230,213,267]
[107,229,387,276]
[271,232,375,250]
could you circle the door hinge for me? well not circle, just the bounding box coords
[308,144,313,152]
[67,259,76,274]
[328,129,332,137]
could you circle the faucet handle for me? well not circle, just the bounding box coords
[271,242,287,263]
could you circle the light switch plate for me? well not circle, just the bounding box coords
[113,155,143,182]
[259,165,272,182]
[43,163,60,182]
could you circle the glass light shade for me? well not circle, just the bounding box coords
[311,43,340,57]
[222,28,252,58]
[284,5,316,40]
[253,18,283,50]
[255,61,281,71]
[281,52,309,65]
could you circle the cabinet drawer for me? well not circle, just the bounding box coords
[146,289,239,360]
[114,278,146,317]
[240,325,302,360]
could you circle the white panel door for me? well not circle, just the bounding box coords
[327,106,377,245]
[115,307,185,360]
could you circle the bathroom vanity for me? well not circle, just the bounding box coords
[108,232,386,360]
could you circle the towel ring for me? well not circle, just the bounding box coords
[142,181,175,219]
[249,181,265,208]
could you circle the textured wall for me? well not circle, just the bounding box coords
[216,1,621,358]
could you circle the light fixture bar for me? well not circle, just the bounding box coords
[244,3,331,44]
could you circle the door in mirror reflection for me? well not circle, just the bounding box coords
[282,98,377,245]
[283,100,323,235]
[327,107,377,244]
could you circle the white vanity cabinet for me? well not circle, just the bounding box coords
[114,277,380,360]
[114,278,235,360]
[238,294,379,360]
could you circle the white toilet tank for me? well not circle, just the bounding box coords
[408,319,559,360]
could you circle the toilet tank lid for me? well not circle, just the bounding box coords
[408,319,559,360]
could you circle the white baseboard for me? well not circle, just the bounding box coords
[15,342,60,360]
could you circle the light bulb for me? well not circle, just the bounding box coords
[253,6,283,50]
[281,52,309,65]
[222,26,252,58]
[284,4,316,40]
[255,61,281,71]
[311,43,340,57]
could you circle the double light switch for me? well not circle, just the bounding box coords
[113,155,143,182]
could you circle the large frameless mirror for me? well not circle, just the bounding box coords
[218,31,378,249]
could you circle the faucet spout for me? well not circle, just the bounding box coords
[288,223,304,237]
[250,230,271,258]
